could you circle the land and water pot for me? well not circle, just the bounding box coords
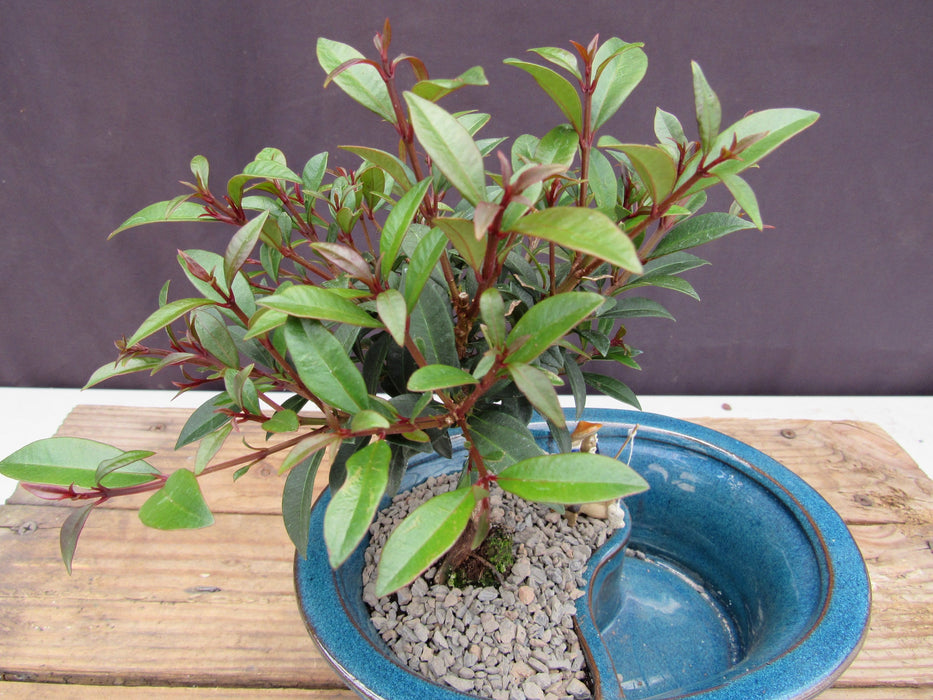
[295,408,870,699]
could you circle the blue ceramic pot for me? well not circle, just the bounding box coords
[295,409,870,699]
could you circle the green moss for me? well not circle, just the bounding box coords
[447,527,515,589]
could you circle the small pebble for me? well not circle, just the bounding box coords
[477,586,499,602]
[566,677,592,699]
[517,585,536,605]
[522,679,546,699]
[443,674,475,693]
[396,586,413,606]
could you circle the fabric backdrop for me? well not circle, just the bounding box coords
[1,0,930,395]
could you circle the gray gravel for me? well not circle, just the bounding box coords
[362,473,616,700]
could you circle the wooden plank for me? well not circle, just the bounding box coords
[1,406,931,695]
[819,689,933,699]
[0,684,357,699]
[0,504,340,689]
[840,523,933,686]
[693,418,933,525]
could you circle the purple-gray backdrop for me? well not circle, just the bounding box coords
[1,1,930,395]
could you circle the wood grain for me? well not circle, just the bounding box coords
[1,406,931,697]
[0,685,357,699]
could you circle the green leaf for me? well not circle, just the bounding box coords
[579,327,611,356]
[497,452,649,504]
[590,40,648,130]
[654,107,688,159]
[434,217,485,272]
[194,422,233,475]
[241,158,302,184]
[407,365,478,392]
[223,212,269,284]
[640,251,710,277]
[302,152,329,192]
[512,133,540,170]
[279,431,340,474]
[260,243,283,282]
[411,65,489,102]
[654,108,688,150]
[563,353,587,419]
[457,111,492,135]
[649,212,757,259]
[404,92,485,206]
[707,108,819,178]
[125,297,213,348]
[504,59,582,131]
[84,356,161,389]
[243,307,288,340]
[582,371,641,409]
[261,409,300,434]
[380,178,432,280]
[139,469,214,530]
[60,502,96,574]
[317,38,396,123]
[259,285,380,328]
[403,226,447,311]
[110,199,206,237]
[283,451,325,557]
[601,296,675,320]
[588,147,618,211]
[535,125,578,167]
[479,288,507,349]
[95,450,158,485]
[176,394,233,449]
[623,274,699,299]
[472,352,495,380]
[507,363,565,428]
[510,162,567,200]
[506,292,603,365]
[719,172,762,229]
[193,310,240,368]
[692,61,721,154]
[603,346,642,370]
[310,242,374,282]
[284,318,369,414]
[350,409,392,432]
[509,207,641,273]
[324,441,390,568]
[254,147,287,164]
[375,485,477,596]
[178,249,256,320]
[468,410,544,471]
[529,46,581,80]
[409,282,458,367]
[601,143,677,204]
[340,146,413,191]
[375,289,407,346]
[0,437,159,489]
[225,174,252,207]
[190,154,209,188]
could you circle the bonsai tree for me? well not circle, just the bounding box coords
[0,21,816,596]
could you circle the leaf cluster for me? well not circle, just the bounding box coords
[0,22,816,592]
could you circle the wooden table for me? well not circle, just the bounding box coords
[1,406,931,698]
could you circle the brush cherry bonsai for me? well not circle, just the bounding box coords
[0,21,816,599]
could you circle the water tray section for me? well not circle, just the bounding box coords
[553,411,867,700]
